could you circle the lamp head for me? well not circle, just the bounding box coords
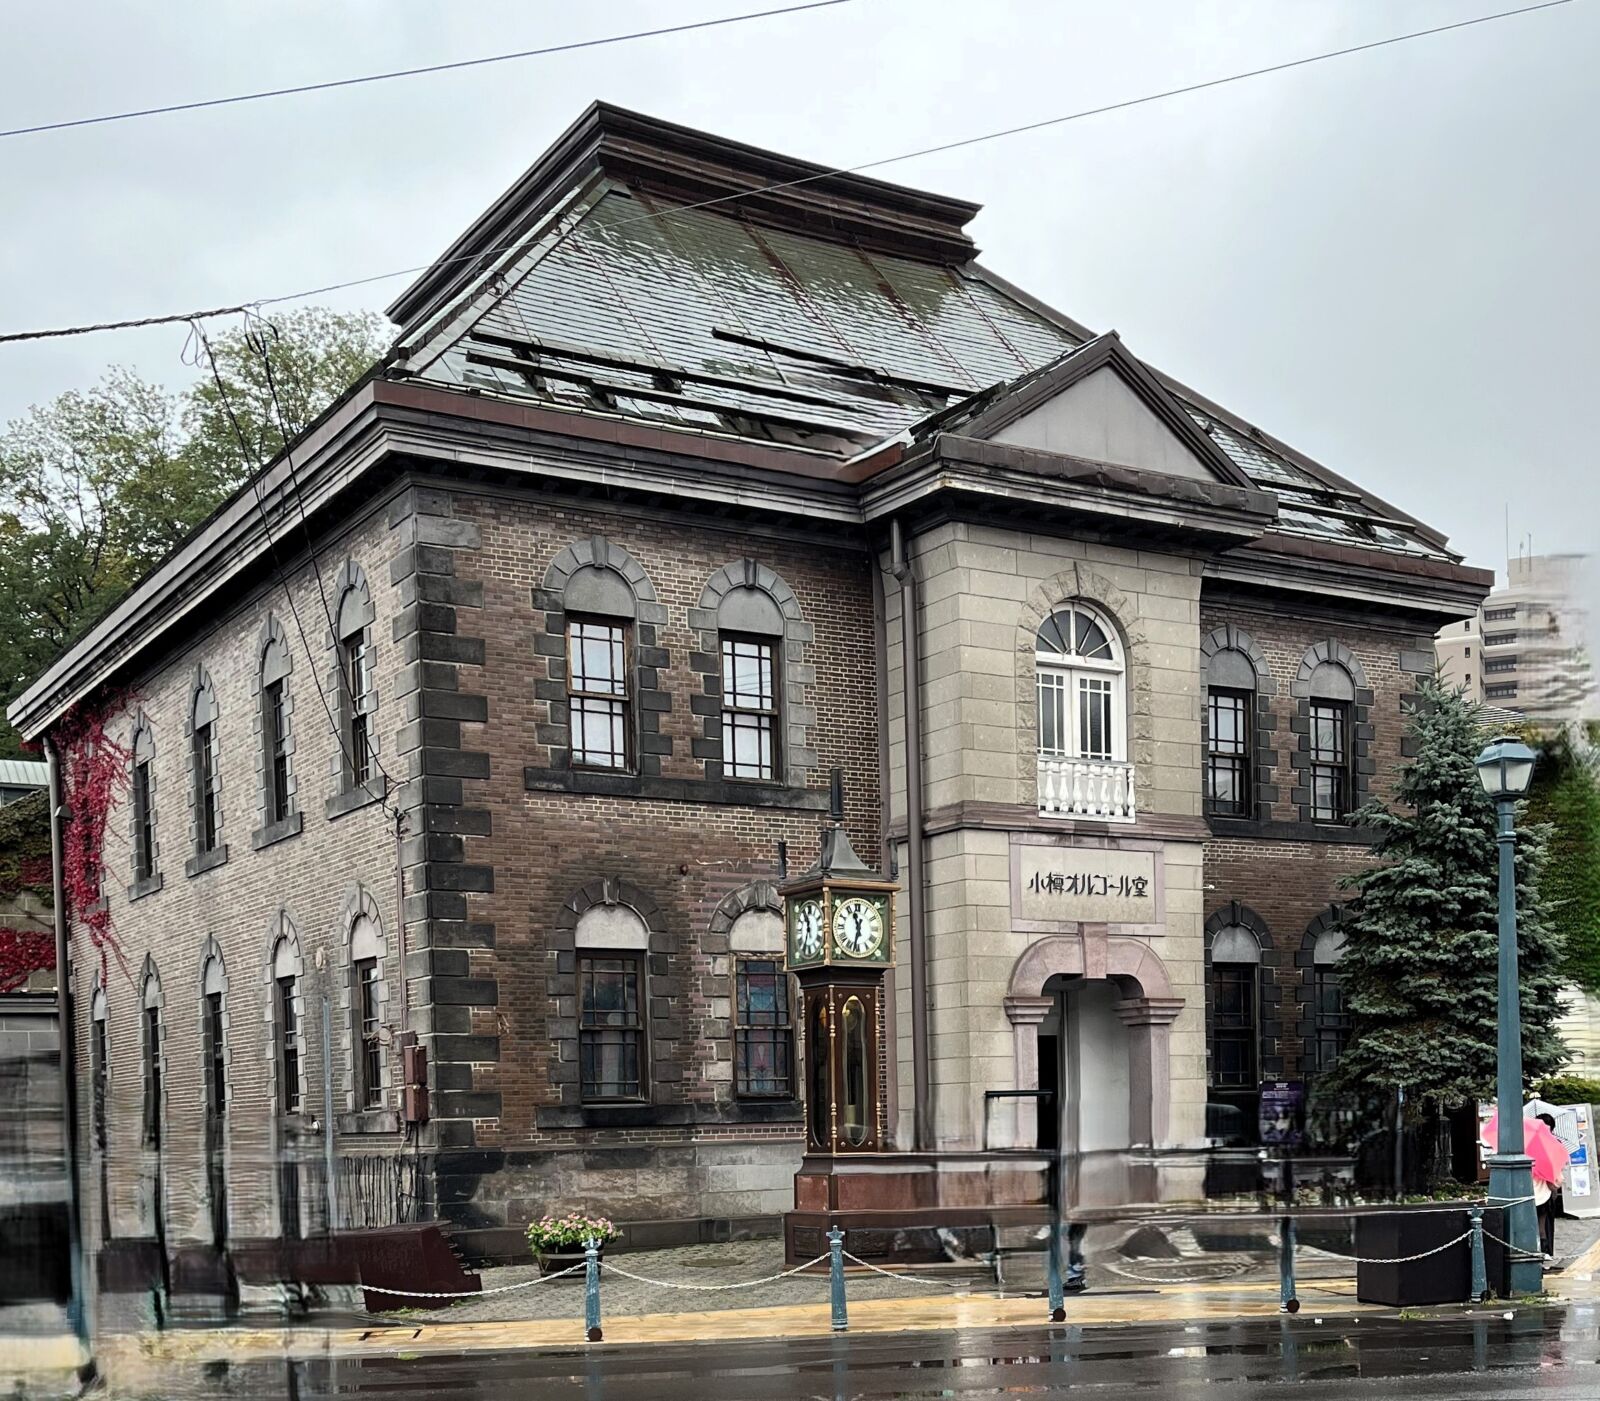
[1475,735,1537,799]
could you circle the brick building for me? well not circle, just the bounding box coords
[10,105,1491,1275]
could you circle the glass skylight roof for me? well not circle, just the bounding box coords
[413,182,1450,561]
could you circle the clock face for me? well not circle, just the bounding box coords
[832,896,885,959]
[791,899,824,961]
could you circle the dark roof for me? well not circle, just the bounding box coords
[392,104,1456,563]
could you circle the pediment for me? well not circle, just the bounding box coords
[950,333,1255,490]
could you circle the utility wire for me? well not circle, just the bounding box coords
[191,319,401,821]
[241,310,401,806]
[0,0,859,141]
[0,0,1572,347]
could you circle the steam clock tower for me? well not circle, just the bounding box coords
[781,807,897,1155]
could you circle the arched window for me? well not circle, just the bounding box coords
[201,952,227,1121]
[333,563,377,793]
[1308,664,1354,822]
[729,907,791,1099]
[90,982,108,1156]
[1035,603,1130,819]
[717,587,784,783]
[190,671,221,858]
[200,947,229,1246]
[565,564,636,772]
[1209,925,1261,1091]
[270,923,304,1115]
[140,966,163,1150]
[260,621,293,826]
[1312,924,1349,1073]
[130,720,157,886]
[574,903,649,1101]
[1205,648,1257,818]
[350,911,386,1111]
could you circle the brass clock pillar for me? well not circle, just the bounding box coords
[781,804,896,1156]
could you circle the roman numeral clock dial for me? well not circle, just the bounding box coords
[791,898,824,962]
[831,896,885,959]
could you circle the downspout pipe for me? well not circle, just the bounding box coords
[890,518,931,1153]
[45,735,96,1385]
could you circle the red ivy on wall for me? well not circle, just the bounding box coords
[55,699,130,977]
[0,928,54,993]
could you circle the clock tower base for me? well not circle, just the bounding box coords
[782,1150,1055,1266]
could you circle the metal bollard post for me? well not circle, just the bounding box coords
[828,1227,848,1332]
[584,1237,603,1343]
[1046,1223,1065,1322]
[1469,1207,1488,1302]
[1278,1214,1299,1314]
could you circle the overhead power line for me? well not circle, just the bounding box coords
[0,0,859,141]
[0,0,1572,348]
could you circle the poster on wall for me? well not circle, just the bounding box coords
[1259,1080,1305,1147]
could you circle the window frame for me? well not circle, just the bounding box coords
[1034,604,1126,764]
[194,718,219,855]
[1308,699,1351,822]
[1204,687,1254,818]
[354,956,382,1111]
[1313,964,1350,1073]
[733,956,794,1099]
[720,634,780,783]
[567,616,632,772]
[264,676,291,824]
[340,625,374,789]
[276,973,301,1115]
[203,989,226,1120]
[91,1008,108,1155]
[1209,962,1259,1090]
[132,755,155,882]
[577,951,647,1102]
[141,1003,162,1150]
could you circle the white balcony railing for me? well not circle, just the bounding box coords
[1037,755,1137,822]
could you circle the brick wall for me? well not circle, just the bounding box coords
[428,491,879,1209]
[76,477,886,1247]
[77,491,411,1252]
[1199,598,1436,1089]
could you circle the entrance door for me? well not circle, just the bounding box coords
[1036,977,1132,1206]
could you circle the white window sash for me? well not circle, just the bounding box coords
[1037,662,1125,762]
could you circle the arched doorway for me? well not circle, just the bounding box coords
[1005,935,1183,1204]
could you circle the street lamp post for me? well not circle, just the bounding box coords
[1474,736,1542,1296]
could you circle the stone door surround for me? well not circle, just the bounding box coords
[1003,930,1183,1148]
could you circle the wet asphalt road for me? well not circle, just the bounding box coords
[84,1305,1600,1399]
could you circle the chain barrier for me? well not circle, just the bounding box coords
[840,1250,973,1290]
[600,1255,830,1292]
[358,1260,586,1299]
[354,1196,1548,1322]
[1298,1230,1473,1266]
[1480,1229,1547,1263]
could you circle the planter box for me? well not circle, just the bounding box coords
[1355,1207,1505,1306]
[537,1248,602,1279]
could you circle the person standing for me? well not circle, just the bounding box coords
[1536,1112,1562,1263]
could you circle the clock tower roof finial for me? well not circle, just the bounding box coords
[793,766,875,882]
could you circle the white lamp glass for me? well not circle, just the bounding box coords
[1475,737,1537,798]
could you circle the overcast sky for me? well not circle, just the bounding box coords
[1,0,1593,602]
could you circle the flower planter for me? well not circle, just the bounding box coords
[1355,1206,1505,1306]
[536,1246,602,1279]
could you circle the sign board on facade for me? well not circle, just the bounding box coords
[1015,845,1159,926]
[1259,1080,1305,1147]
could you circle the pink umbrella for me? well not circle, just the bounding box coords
[1482,1110,1572,1186]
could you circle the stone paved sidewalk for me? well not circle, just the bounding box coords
[430,1220,1343,1325]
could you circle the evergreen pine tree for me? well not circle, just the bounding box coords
[1328,678,1566,1110]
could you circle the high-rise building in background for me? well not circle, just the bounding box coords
[1436,552,1596,730]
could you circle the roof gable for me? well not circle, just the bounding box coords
[927,333,1258,491]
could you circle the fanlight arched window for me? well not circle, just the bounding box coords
[1035,604,1132,819]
